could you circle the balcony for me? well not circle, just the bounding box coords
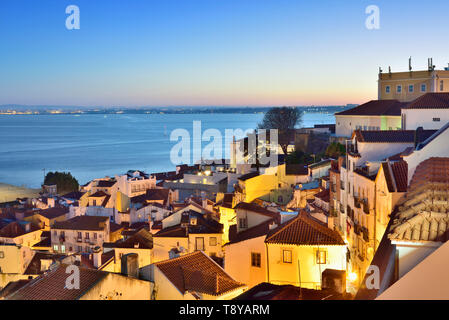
[362,200,370,214]
[76,237,83,243]
[362,227,369,242]
[354,197,361,209]
[340,182,345,190]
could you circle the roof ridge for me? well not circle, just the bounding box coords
[265,213,301,242]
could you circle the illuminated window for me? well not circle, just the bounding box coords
[0,251,4,258]
[316,250,327,264]
[53,245,58,252]
[251,252,261,267]
[283,250,292,264]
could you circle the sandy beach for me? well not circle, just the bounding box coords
[0,183,41,203]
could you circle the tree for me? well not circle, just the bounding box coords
[258,107,303,155]
[44,171,79,195]
[325,142,346,159]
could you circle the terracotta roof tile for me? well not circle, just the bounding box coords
[53,216,109,231]
[335,100,405,116]
[391,161,408,192]
[234,202,280,219]
[154,251,245,296]
[405,92,449,109]
[389,158,449,242]
[265,211,345,246]
[353,129,437,143]
[5,264,108,300]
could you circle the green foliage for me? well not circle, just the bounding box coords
[325,142,346,159]
[258,107,303,155]
[44,171,79,194]
[286,150,324,165]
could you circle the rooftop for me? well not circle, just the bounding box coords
[404,92,449,109]
[154,251,245,296]
[389,158,449,242]
[335,100,405,116]
[353,129,437,143]
[52,216,109,231]
[265,211,345,246]
[5,264,108,300]
[234,202,279,219]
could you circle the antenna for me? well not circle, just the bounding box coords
[409,56,412,71]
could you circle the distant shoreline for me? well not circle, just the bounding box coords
[0,183,41,203]
[0,105,352,116]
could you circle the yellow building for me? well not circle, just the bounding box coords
[379,67,449,102]
[265,212,347,290]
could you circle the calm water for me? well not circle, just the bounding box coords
[0,112,334,188]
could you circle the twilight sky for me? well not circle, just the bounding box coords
[1,0,449,107]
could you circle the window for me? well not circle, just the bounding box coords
[282,250,292,264]
[93,200,97,206]
[316,250,327,264]
[85,232,90,239]
[94,233,97,239]
[433,118,441,122]
[251,252,261,267]
[53,245,58,252]
[408,84,414,93]
[53,230,57,236]
[209,237,217,246]
[0,251,4,258]
[195,237,205,251]
[77,246,82,252]
[385,85,390,93]
[61,245,66,254]
[441,80,444,91]
[421,84,427,92]
[397,85,402,93]
[239,218,248,229]
[77,232,82,239]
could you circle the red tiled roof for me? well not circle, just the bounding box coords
[37,207,69,219]
[409,157,449,190]
[314,189,330,203]
[405,92,449,109]
[234,202,279,219]
[335,100,405,116]
[227,218,279,245]
[265,211,345,246]
[53,216,109,231]
[89,191,108,198]
[391,160,408,192]
[0,221,39,238]
[353,129,437,143]
[154,251,245,296]
[5,264,108,300]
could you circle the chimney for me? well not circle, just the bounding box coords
[121,253,139,278]
[414,127,424,148]
[93,246,102,268]
[269,221,278,230]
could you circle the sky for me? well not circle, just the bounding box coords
[1,0,449,107]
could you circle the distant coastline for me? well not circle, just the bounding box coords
[0,183,40,202]
[0,105,356,116]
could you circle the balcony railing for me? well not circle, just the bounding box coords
[362,200,370,214]
[362,227,369,242]
[354,197,361,209]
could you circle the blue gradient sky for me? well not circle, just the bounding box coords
[1,0,449,107]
